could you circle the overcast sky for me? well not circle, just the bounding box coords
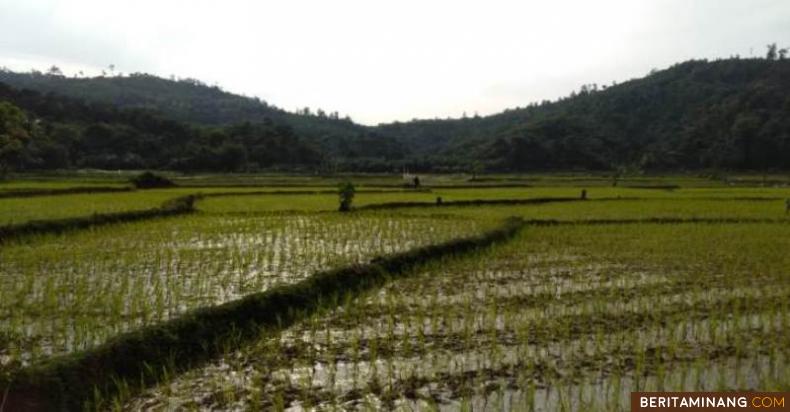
[1,0,789,125]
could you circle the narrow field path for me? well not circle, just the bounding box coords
[0,186,133,199]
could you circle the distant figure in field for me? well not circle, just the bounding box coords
[436,196,443,205]
[580,189,587,200]
[413,176,421,188]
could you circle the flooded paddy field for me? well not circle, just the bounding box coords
[127,220,789,410]
[0,210,487,370]
[0,179,788,411]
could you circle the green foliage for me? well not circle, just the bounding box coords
[0,82,322,171]
[0,101,30,177]
[338,181,356,212]
[766,43,778,60]
[130,172,174,189]
[377,59,790,172]
[0,70,399,165]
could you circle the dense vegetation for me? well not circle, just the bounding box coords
[0,82,323,172]
[2,56,790,173]
[0,70,405,171]
[380,58,790,172]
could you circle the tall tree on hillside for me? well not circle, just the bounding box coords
[766,43,778,60]
[731,113,762,168]
[47,65,64,77]
[0,102,30,178]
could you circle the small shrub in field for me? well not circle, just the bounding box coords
[338,181,355,212]
[130,172,175,189]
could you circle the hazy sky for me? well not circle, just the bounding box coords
[1,0,789,124]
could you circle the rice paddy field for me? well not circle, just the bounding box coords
[0,174,788,411]
[0,212,487,367]
[0,191,183,225]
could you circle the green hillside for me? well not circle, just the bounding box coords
[2,58,789,173]
[379,58,790,172]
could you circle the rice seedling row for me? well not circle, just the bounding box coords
[127,222,790,411]
[1,185,788,411]
[0,191,187,226]
[0,211,487,373]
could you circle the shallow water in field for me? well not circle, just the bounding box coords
[0,213,486,368]
[3,190,790,410]
[126,222,790,410]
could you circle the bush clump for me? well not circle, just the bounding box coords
[130,172,175,189]
[338,181,355,212]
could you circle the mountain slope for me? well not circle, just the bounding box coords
[379,58,790,171]
[0,72,277,126]
[0,70,407,164]
[0,82,325,172]
[3,58,790,172]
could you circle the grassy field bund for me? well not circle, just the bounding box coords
[0,174,788,411]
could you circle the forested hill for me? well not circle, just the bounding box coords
[0,70,409,170]
[0,70,380,144]
[2,57,790,173]
[0,71,286,125]
[378,58,790,171]
[0,82,326,172]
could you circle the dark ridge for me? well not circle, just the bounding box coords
[355,197,582,210]
[690,197,788,201]
[197,188,433,198]
[424,184,534,189]
[520,217,788,226]
[0,195,196,245]
[354,196,645,211]
[129,172,176,189]
[182,183,531,189]
[0,217,524,411]
[622,185,680,190]
[0,186,132,199]
[357,196,788,212]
